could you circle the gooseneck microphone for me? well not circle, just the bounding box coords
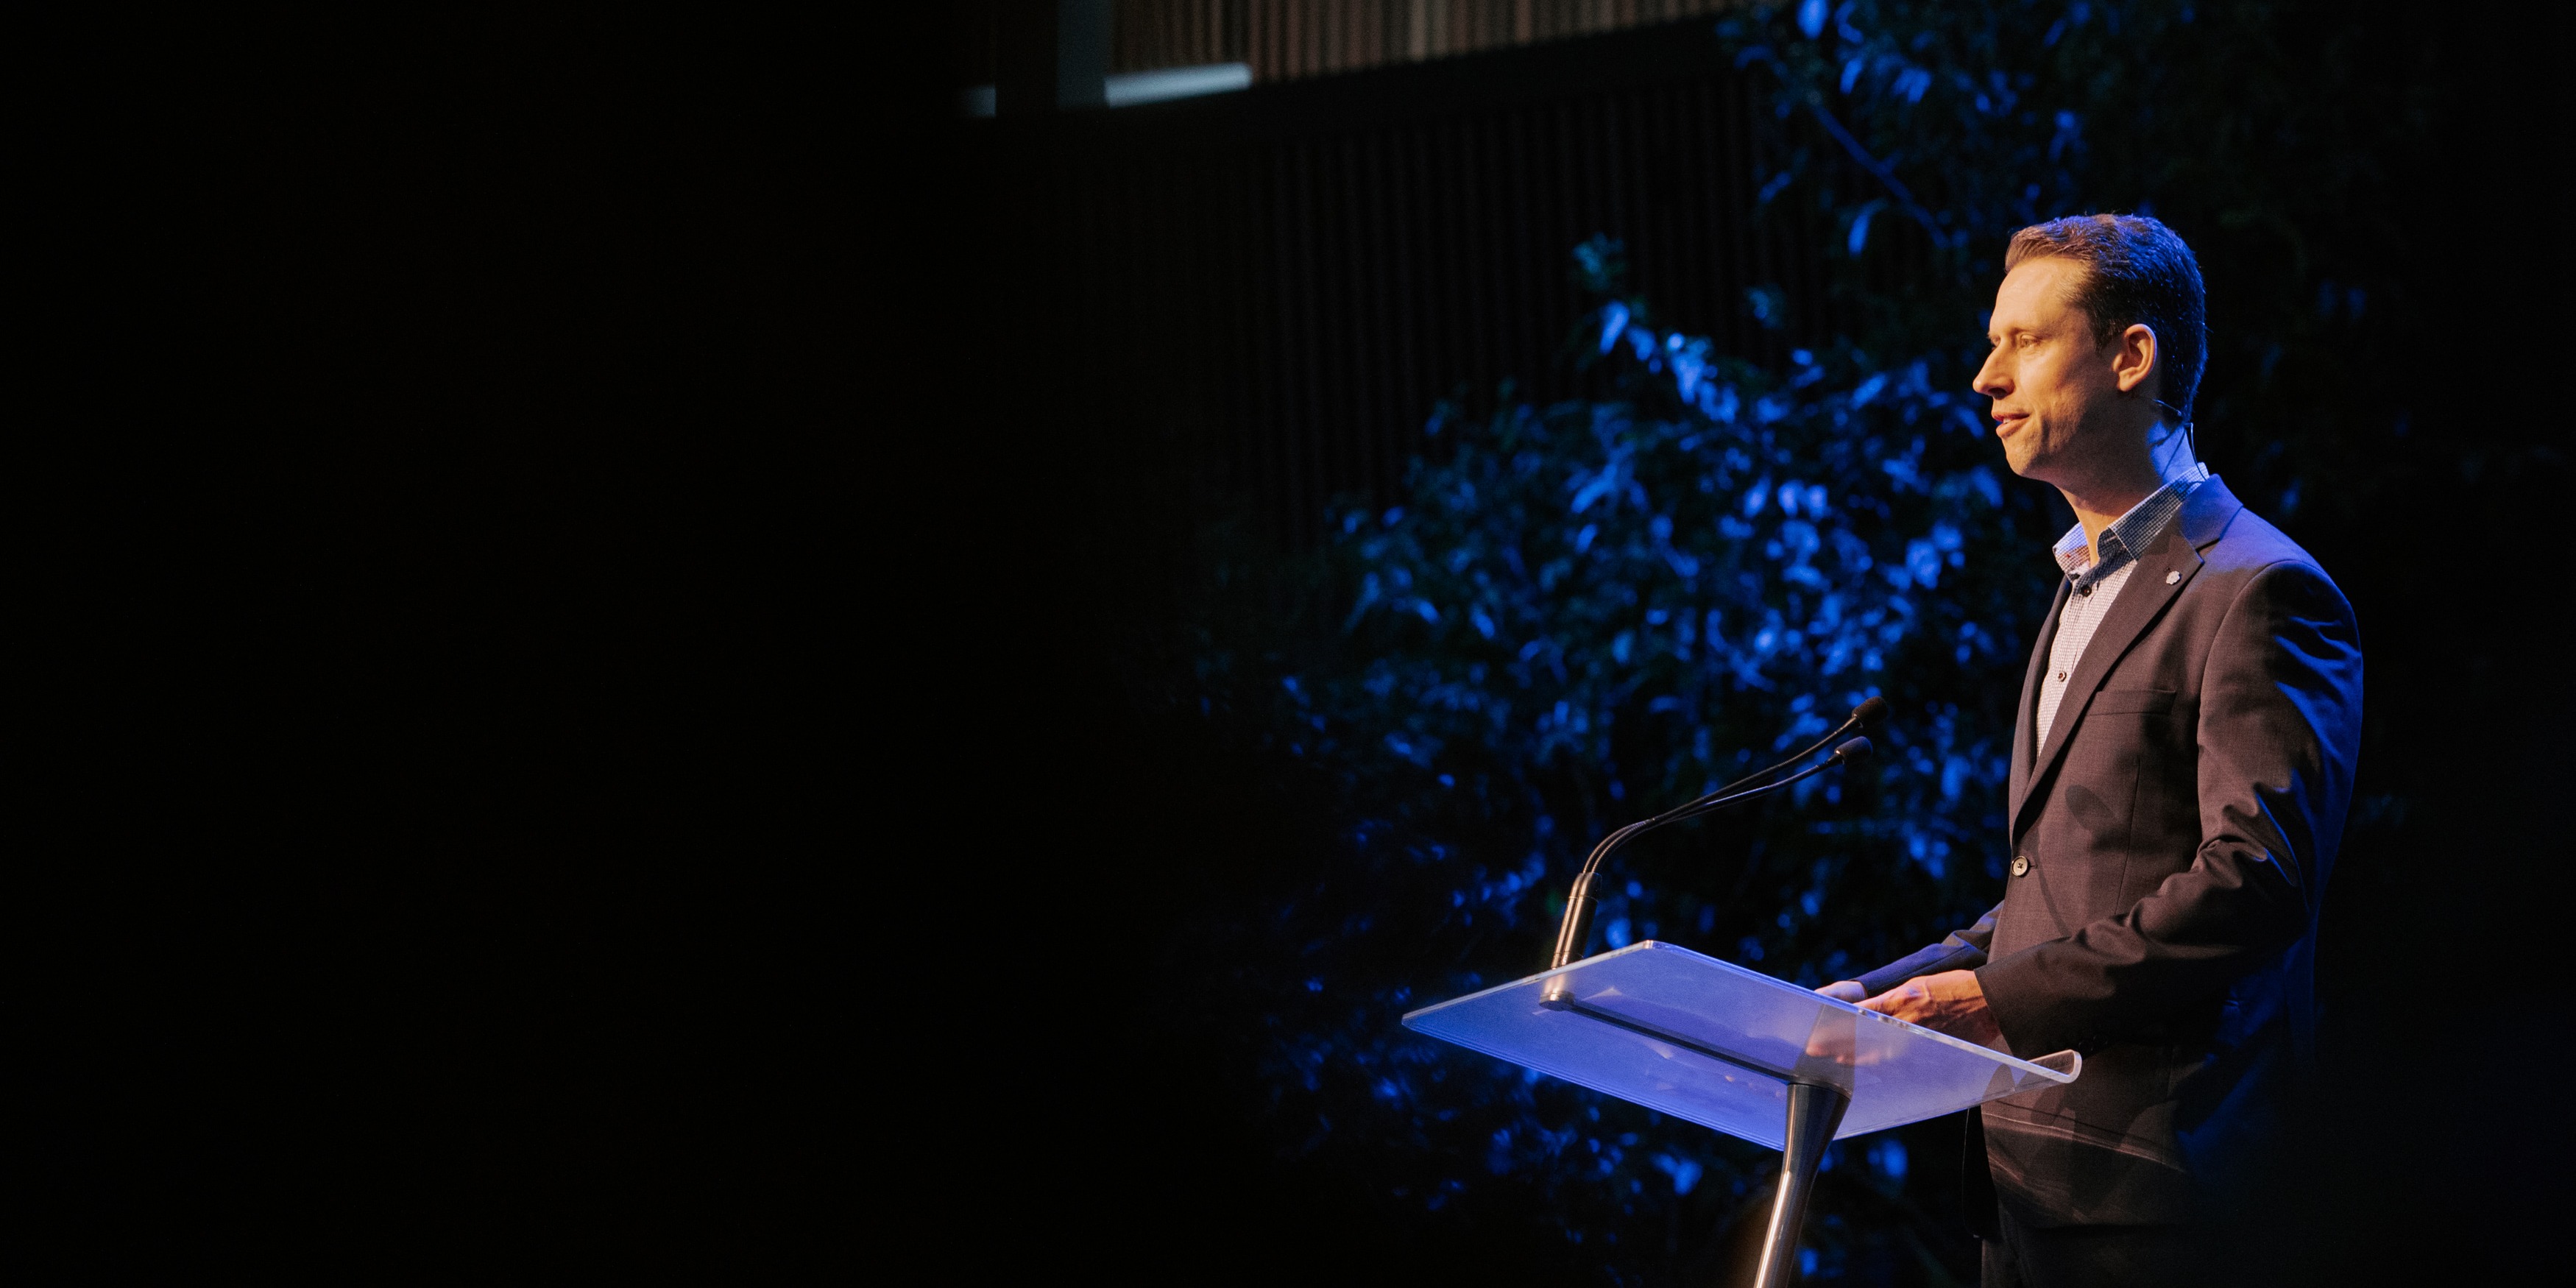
[1546,697,1886,972]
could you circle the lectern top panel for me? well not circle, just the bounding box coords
[1401,941,2078,1149]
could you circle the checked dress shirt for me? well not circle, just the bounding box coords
[2032,460,2212,749]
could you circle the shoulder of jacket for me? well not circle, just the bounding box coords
[2200,506,2320,577]
[2187,512,2358,629]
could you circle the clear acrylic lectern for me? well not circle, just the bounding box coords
[1403,941,2079,1287]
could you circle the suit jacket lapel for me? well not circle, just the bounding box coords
[2007,578,2069,824]
[2008,479,2245,841]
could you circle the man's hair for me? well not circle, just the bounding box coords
[2005,214,2207,423]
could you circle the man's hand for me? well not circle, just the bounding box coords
[1814,980,1869,1003]
[1855,969,2004,1048]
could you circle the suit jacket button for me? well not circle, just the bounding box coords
[2011,854,2030,877]
[2165,570,2181,584]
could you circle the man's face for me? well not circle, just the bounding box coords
[1972,257,2127,484]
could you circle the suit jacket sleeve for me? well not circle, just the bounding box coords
[1975,560,2363,1056]
[1854,903,2000,997]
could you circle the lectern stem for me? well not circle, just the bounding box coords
[1750,1081,1850,1288]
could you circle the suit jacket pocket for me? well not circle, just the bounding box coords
[2090,687,2177,715]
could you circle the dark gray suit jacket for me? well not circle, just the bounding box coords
[1857,478,2363,1228]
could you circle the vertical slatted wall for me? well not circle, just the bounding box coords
[957,1,1761,96]
[983,22,1897,551]
[1109,0,1749,82]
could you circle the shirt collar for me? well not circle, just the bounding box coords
[2051,459,2210,591]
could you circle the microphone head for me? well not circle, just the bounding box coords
[1851,696,1889,728]
[1832,736,1874,765]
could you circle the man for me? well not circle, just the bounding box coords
[1819,215,2363,1284]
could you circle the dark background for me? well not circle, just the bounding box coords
[43,3,2563,1281]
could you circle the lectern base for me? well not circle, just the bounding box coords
[1753,1081,1850,1288]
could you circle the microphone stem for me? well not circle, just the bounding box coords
[1548,753,1850,969]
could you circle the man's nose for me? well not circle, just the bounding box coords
[1972,353,2009,398]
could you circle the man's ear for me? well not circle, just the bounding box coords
[2113,323,2159,397]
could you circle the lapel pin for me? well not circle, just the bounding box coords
[2165,570,2181,584]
